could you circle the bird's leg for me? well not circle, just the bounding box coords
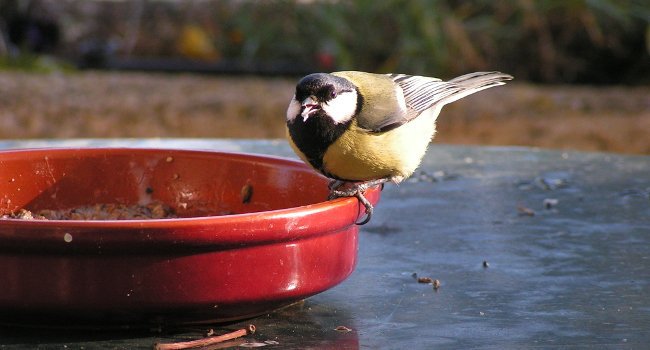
[328,178,390,225]
[329,178,389,198]
[328,179,346,192]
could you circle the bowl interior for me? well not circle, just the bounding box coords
[0,148,329,219]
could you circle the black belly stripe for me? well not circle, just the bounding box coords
[287,111,351,176]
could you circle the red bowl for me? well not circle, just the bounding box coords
[0,148,380,327]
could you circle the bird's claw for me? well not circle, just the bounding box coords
[353,190,374,225]
[329,181,384,225]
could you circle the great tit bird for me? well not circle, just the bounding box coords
[286,71,512,224]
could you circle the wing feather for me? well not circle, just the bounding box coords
[387,71,513,119]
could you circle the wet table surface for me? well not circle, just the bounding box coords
[0,139,649,349]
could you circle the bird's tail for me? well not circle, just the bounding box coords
[437,71,513,106]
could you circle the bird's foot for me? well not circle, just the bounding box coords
[328,178,389,225]
[328,179,346,192]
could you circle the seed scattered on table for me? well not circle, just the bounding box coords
[543,198,559,209]
[432,279,441,290]
[334,326,352,332]
[517,204,535,216]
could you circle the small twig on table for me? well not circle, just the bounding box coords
[154,324,256,350]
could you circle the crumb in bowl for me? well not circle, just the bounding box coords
[1,202,176,220]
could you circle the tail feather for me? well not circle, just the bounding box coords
[390,71,513,115]
[439,71,513,106]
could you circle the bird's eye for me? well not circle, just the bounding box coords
[330,90,337,98]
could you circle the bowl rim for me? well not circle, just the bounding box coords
[0,147,379,250]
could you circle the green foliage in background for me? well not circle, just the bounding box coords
[222,0,649,83]
[1,0,648,83]
[0,54,74,73]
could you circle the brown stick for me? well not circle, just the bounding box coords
[154,325,256,350]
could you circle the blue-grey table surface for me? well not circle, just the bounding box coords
[0,139,649,349]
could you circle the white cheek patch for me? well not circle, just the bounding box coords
[322,91,357,124]
[286,95,301,122]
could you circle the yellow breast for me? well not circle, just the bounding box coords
[321,108,439,182]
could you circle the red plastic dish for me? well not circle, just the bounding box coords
[0,148,380,327]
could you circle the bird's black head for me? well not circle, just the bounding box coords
[286,73,359,125]
[286,73,360,176]
[295,73,356,104]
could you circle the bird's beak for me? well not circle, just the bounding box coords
[300,96,320,121]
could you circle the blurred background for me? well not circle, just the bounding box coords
[1,0,649,154]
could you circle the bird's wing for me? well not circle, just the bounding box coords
[387,74,443,117]
[388,71,513,117]
[334,71,411,133]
